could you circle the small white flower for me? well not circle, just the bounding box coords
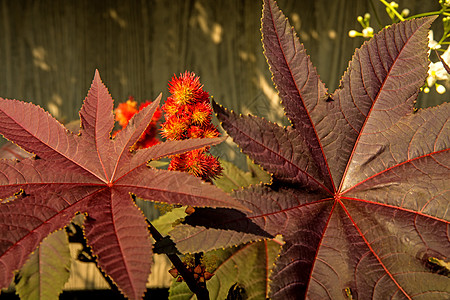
[427,62,450,87]
[362,27,374,38]
[436,84,446,94]
[348,30,358,38]
[428,30,441,50]
[441,45,450,63]
[401,8,410,17]
[389,1,399,8]
[427,46,450,87]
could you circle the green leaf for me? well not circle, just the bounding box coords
[15,229,71,300]
[151,207,187,237]
[168,240,281,300]
[213,158,271,193]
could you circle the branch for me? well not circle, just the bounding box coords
[147,220,210,300]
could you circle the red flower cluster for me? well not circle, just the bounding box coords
[161,72,222,181]
[114,96,162,149]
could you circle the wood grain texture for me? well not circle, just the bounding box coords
[0,0,442,120]
[63,243,172,290]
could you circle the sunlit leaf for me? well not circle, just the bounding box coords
[15,230,71,300]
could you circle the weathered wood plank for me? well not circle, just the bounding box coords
[64,243,172,290]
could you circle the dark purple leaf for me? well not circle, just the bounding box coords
[261,0,333,191]
[172,0,449,299]
[212,103,330,192]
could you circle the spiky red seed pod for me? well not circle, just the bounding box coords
[187,126,204,139]
[167,155,186,172]
[168,72,208,105]
[161,98,181,116]
[161,115,189,140]
[185,160,207,178]
[201,153,223,180]
[201,123,221,139]
[191,102,213,125]
[161,71,222,181]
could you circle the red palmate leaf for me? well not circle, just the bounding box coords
[169,0,450,299]
[0,70,245,299]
